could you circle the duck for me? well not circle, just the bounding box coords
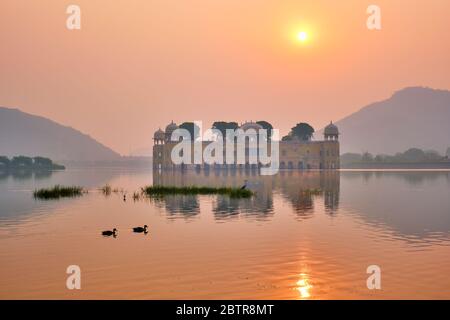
[102,228,117,237]
[133,225,148,233]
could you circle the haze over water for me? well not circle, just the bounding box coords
[0,168,449,299]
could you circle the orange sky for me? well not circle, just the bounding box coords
[1,0,449,155]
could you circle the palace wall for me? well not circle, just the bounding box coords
[153,140,340,170]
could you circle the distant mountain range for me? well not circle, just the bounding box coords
[329,87,450,154]
[0,107,121,162]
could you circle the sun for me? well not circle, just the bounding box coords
[297,31,308,42]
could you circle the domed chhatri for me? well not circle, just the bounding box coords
[165,121,178,141]
[153,128,165,144]
[324,121,339,140]
[239,121,263,132]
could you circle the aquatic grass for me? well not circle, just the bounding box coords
[132,191,142,201]
[100,184,125,196]
[142,185,253,198]
[100,184,112,195]
[33,185,85,200]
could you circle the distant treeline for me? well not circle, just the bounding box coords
[179,121,316,141]
[341,147,450,165]
[0,156,65,170]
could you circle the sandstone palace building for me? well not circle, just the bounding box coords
[153,121,340,170]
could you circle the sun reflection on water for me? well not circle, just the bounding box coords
[296,274,312,299]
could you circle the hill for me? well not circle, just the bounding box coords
[329,87,450,154]
[0,107,121,162]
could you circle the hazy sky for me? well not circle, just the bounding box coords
[1,0,449,155]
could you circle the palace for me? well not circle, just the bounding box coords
[153,121,340,170]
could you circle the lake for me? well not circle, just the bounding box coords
[0,168,449,299]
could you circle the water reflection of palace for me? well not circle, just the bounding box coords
[152,170,340,220]
[277,171,340,218]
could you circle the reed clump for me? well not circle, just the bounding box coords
[142,185,253,198]
[33,185,85,200]
[100,184,125,196]
[100,184,112,195]
[132,191,142,201]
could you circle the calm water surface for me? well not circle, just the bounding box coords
[0,168,449,299]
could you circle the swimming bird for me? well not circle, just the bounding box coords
[240,180,248,190]
[102,228,117,237]
[133,225,148,233]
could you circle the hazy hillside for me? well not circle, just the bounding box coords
[331,87,450,154]
[0,107,121,161]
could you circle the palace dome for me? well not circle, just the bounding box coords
[153,128,165,140]
[240,121,263,132]
[165,121,178,133]
[164,121,179,141]
[324,121,339,135]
